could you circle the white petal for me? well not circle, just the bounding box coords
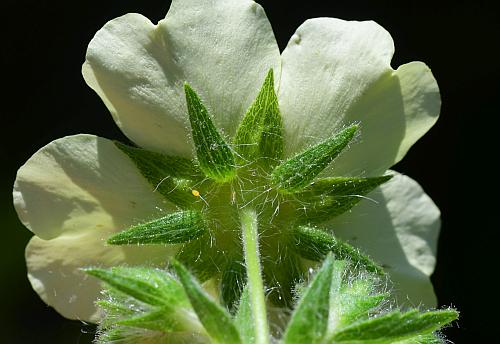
[26,229,175,322]
[83,0,280,156]
[14,134,170,240]
[330,172,440,307]
[279,19,440,175]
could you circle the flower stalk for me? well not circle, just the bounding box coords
[240,208,270,344]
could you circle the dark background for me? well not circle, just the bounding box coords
[1,0,496,342]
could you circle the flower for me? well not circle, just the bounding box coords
[13,0,440,322]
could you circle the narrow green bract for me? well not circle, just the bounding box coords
[234,69,283,165]
[294,176,392,223]
[185,83,236,182]
[107,210,206,245]
[220,259,247,313]
[115,141,202,208]
[234,287,255,344]
[172,260,242,344]
[84,267,186,307]
[290,226,384,275]
[271,125,358,193]
[283,254,335,344]
[175,234,225,282]
[115,308,182,332]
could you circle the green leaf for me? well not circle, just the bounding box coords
[282,254,335,344]
[271,125,358,193]
[85,267,187,307]
[294,176,392,223]
[331,309,459,343]
[175,234,225,282]
[395,333,445,344]
[115,142,202,208]
[234,287,255,344]
[184,83,236,182]
[234,69,283,165]
[334,280,387,328]
[108,210,206,245]
[220,259,247,313]
[172,260,242,344]
[290,226,384,275]
[327,276,388,333]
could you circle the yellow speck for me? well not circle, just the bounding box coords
[191,189,200,197]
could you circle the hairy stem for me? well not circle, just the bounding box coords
[240,208,270,344]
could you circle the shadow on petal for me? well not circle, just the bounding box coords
[330,174,438,308]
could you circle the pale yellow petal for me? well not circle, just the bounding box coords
[83,0,280,156]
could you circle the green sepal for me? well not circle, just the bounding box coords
[96,299,137,329]
[271,125,358,193]
[97,328,207,344]
[220,259,247,314]
[184,83,236,182]
[289,226,384,275]
[331,309,458,343]
[234,69,283,165]
[262,248,303,308]
[95,327,130,344]
[115,307,183,332]
[172,260,242,344]
[294,175,392,223]
[107,210,206,245]
[175,234,225,282]
[84,267,187,307]
[234,287,255,344]
[115,141,202,208]
[282,254,336,344]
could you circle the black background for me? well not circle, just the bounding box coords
[1,0,497,342]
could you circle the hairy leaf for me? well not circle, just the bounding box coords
[331,309,458,343]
